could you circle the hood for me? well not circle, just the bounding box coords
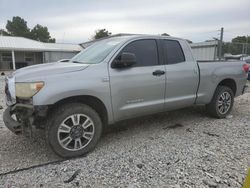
[12,62,89,82]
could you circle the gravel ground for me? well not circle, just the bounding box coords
[0,74,249,187]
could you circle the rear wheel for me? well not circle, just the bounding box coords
[46,103,102,158]
[206,86,234,118]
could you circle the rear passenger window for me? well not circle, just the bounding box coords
[163,40,185,64]
[121,39,159,67]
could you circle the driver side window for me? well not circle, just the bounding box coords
[120,39,159,67]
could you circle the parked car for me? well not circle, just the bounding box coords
[3,35,249,158]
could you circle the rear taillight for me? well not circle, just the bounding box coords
[243,64,249,73]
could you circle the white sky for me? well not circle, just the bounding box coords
[0,0,250,43]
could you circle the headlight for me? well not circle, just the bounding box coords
[15,82,44,99]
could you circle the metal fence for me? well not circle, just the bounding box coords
[191,41,250,61]
[222,42,250,56]
[190,41,218,61]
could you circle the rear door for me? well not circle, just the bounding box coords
[109,39,166,121]
[162,39,199,110]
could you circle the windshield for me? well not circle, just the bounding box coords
[71,37,128,64]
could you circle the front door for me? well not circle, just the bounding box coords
[109,39,166,121]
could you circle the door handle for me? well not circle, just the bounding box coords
[152,70,165,76]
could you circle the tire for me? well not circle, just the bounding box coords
[206,86,234,118]
[46,103,102,158]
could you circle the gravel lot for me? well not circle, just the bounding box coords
[0,74,249,187]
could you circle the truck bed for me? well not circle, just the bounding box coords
[195,60,247,104]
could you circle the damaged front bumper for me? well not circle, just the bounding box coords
[3,104,48,135]
[3,75,49,135]
[3,107,22,134]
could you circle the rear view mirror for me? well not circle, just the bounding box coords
[112,52,136,68]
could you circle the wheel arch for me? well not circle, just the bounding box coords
[49,95,109,126]
[217,78,237,96]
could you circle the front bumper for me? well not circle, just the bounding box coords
[3,107,22,134]
[3,104,49,135]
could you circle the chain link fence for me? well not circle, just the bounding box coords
[222,42,250,56]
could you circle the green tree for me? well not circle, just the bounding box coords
[6,16,30,37]
[93,29,111,39]
[161,33,170,36]
[232,36,250,43]
[1,16,56,42]
[223,36,250,55]
[31,24,55,43]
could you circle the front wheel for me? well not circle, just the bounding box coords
[206,86,234,118]
[46,103,102,158]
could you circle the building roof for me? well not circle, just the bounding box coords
[0,36,83,52]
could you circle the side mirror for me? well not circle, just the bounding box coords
[112,52,136,68]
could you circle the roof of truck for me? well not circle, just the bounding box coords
[80,34,183,48]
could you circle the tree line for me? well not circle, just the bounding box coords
[0,16,56,43]
[223,36,250,55]
[0,17,171,42]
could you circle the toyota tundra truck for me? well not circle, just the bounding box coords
[3,35,249,158]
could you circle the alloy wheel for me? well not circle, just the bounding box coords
[217,91,232,114]
[57,114,95,151]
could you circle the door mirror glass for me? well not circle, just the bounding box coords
[112,52,136,68]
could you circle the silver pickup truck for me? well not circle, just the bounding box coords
[3,35,249,158]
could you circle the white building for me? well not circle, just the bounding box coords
[0,36,83,70]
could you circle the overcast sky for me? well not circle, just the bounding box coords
[0,0,249,43]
